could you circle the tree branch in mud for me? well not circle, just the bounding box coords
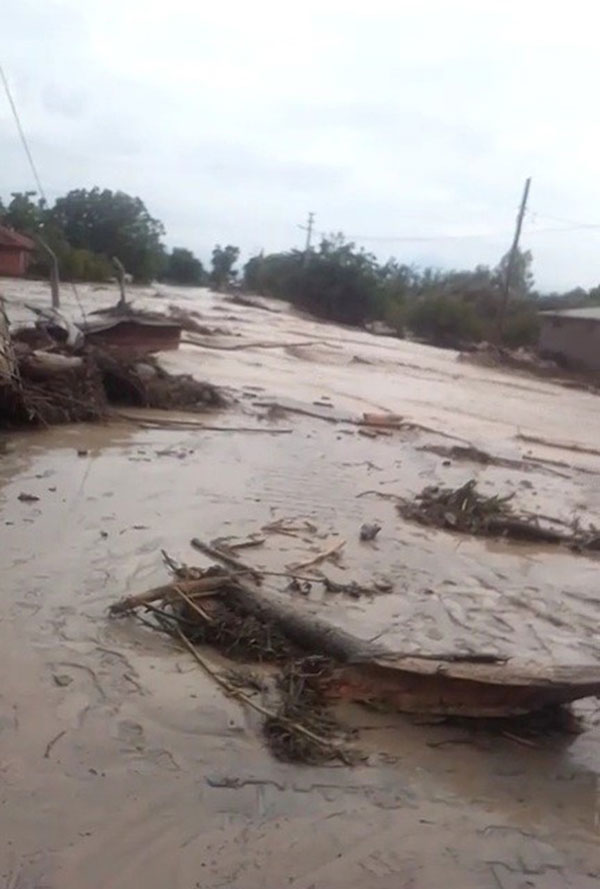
[398,479,600,550]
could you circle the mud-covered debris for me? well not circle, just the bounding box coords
[290,538,345,572]
[264,657,353,764]
[360,522,381,542]
[95,350,224,411]
[361,412,404,428]
[398,479,600,550]
[181,593,300,663]
[110,553,600,761]
[53,673,73,687]
[419,444,494,465]
[1,336,224,427]
[399,479,517,535]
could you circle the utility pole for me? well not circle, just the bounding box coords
[36,235,60,309]
[299,212,315,266]
[497,177,531,340]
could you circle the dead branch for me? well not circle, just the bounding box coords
[517,432,600,458]
[191,538,262,582]
[172,584,215,624]
[290,539,346,572]
[43,729,67,759]
[109,576,229,615]
[174,626,347,761]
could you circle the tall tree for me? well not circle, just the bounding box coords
[210,244,240,291]
[3,191,44,233]
[162,247,205,285]
[495,247,534,298]
[50,188,165,282]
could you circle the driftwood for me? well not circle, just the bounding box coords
[290,539,346,572]
[109,576,231,615]
[191,537,262,581]
[204,580,600,715]
[21,352,83,377]
[116,411,293,434]
[517,432,600,459]
[331,657,600,718]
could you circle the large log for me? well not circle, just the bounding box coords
[214,581,600,717]
[112,566,600,718]
[329,657,600,718]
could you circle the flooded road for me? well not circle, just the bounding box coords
[2,280,600,886]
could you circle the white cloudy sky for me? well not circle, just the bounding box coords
[3,0,600,290]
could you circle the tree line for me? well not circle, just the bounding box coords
[0,189,238,290]
[3,187,600,348]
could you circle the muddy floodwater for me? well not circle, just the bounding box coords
[2,280,600,887]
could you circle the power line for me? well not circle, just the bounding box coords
[314,219,600,245]
[318,229,513,243]
[0,61,46,203]
[530,210,600,230]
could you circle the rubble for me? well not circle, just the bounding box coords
[1,330,224,429]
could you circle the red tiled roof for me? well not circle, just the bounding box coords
[0,225,36,251]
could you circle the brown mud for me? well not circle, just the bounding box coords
[2,280,600,886]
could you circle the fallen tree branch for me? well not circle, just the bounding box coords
[109,576,230,615]
[517,432,600,458]
[115,411,292,434]
[43,729,67,759]
[290,539,346,572]
[191,537,262,582]
[173,584,215,624]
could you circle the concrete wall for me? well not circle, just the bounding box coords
[539,316,600,371]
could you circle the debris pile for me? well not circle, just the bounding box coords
[398,479,600,549]
[0,300,224,427]
[110,554,354,764]
[109,538,600,764]
[95,350,224,411]
[12,351,108,425]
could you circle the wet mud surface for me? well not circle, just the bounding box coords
[2,281,600,886]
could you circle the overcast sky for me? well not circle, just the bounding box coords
[3,1,600,291]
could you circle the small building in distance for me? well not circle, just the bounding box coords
[0,225,35,277]
[539,307,600,372]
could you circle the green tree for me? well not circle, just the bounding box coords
[3,191,45,233]
[50,188,165,282]
[210,244,240,290]
[495,247,534,298]
[291,236,380,325]
[406,294,484,346]
[162,248,205,285]
[243,250,302,298]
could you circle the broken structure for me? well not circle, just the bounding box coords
[539,307,600,372]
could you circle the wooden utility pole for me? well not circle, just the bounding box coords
[36,235,60,309]
[113,257,128,310]
[300,212,315,266]
[497,177,531,340]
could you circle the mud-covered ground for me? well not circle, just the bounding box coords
[2,279,600,887]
